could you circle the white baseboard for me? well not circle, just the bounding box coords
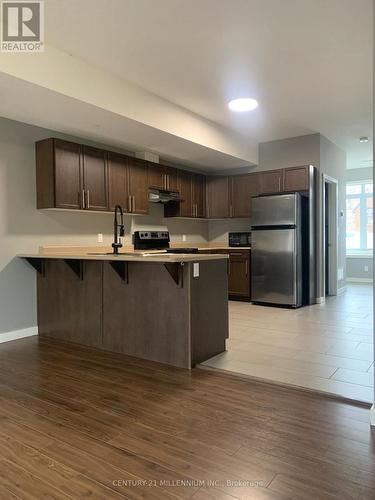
[337,286,347,295]
[346,278,373,284]
[315,296,326,304]
[0,327,38,344]
[371,405,375,427]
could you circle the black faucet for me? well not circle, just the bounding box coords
[112,205,125,254]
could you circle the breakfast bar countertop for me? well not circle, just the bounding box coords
[17,252,228,263]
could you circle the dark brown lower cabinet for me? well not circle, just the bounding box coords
[198,249,251,301]
[37,260,102,347]
[36,258,228,368]
[228,250,251,300]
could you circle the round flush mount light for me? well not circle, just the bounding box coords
[359,136,369,143]
[228,98,259,112]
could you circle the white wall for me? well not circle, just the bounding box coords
[0,117,208,338]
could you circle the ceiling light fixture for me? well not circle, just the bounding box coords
[359,136,369,143]
[228,98,258,112]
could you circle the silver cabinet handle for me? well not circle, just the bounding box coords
[82,190,86,209]
[245,260,248,276]
[132,196,136,212]
[128,195,132,212]
[86,190,90,209]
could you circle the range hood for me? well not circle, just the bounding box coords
[148,188,183,204]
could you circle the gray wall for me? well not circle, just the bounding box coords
[319,135,347,292]
[0,117,208,337]
[346,167,373,182]
[258,133,347,298]
[257,134,321,172]
[346,257,373,281]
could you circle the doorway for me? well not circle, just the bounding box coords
[322,175,338,296]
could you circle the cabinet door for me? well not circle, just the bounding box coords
[54,139,82,209]
[82,146,108,211]
[283,166,309,192]
[178,171,193,217]
[259,169,283,195]
[228,252,250,297]
[231,173,259,217]
[148,162,165,189]
[206,176,230,218]
[107,153,131,212]
[165,167,179,192]
[128,157,149,214]
[193,174,206,218]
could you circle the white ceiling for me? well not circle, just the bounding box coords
[43,0,373,170]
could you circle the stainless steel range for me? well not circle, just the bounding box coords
[133,231,198,253]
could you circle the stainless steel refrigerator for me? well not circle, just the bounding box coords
[251,193,303,308]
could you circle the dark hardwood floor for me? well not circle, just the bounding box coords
[0,336,374,499]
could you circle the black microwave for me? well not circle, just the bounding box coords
[229,232,251,247]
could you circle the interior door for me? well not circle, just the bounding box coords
[251,229,296,305]
[82,146,108,211]
[54,139,82,209]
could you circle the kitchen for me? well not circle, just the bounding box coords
[0,0,373,498]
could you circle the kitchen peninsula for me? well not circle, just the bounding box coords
[19,250,228,369]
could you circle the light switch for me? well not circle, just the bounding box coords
[193,263,199,278]
[97,233,103,243]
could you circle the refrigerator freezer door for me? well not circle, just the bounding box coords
[252,194,298,227]
[251,228,298,306]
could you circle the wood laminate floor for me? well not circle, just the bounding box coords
[202,284,374,404]
[0,336,374,499]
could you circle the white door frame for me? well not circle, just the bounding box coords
[322,174,338,296]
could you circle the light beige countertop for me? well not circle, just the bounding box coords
[197,246,251,251]
[18,252,228,263]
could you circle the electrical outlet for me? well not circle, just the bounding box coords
[182,234,187,242]
[97,233,103,243]
[364,265,369,272]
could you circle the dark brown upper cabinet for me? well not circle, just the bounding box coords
[127,157,149,214]
[177,170,194,217]
[82,146,108,211]
[165,171,206,218]
[36,139,108,211]
[148,163,178,191]
[192,174,206,218]
[230,173,259,218]
[108,153,149,214]
[283,165,310,192]
[36,138,81,210]
[206,176,230,218]
[258,169,283,195]
[107,153,131,212]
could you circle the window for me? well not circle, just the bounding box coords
[346,180,373,254]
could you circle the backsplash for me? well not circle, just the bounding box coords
[208,218,252,245]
